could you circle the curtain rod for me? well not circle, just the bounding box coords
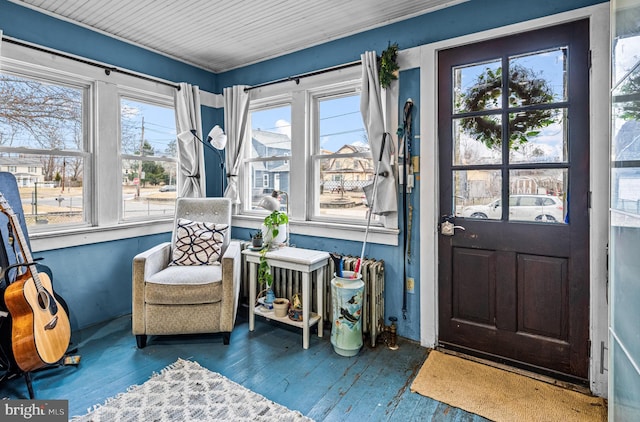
[1,36,180,90]
[245,59,361,92]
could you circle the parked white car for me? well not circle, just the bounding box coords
[460,194,564,222]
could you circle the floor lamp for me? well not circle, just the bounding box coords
[190,126,227,195]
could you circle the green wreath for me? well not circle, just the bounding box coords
[378,43,399,89]
[458,65,556,150]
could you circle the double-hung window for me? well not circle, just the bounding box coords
[120,94,177,221]
[244,100,292,211]
[238,67,394,243]
[311,88,376,223]
[1,39,180,249]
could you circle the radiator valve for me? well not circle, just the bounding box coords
[378,316,399,350]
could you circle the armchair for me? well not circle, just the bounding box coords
[132,197,241,348]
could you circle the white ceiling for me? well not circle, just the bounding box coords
[10,0,464,73]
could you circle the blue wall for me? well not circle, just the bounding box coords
[218,0,606,340]
[0,0,606,338]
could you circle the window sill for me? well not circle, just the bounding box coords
[232,215,399,246]
[30,220,174,252]
[29,214,399,252]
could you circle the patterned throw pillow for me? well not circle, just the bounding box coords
[169,218,229,266]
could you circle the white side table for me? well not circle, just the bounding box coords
[242,246,330,349]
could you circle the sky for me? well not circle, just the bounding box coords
[250,94,366,153]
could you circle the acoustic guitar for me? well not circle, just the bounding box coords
[0,193,71,372]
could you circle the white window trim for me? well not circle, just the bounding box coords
[233,65,399,245]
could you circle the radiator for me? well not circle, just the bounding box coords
[239,244,385,347]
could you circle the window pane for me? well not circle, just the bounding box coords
[317,157,373,220]
[120,98,177,220]
[318,95,367,153]
[509,168,567,223]
[121,98,177,159]
[0,72,87,228]
[454,60,502,113]
[509,48,568,104]
[4,153,86,226]
[508,109,567,163]
[0,72,83,151]
[453,116,502,165]
[316,93,372,221]
[248,105,291,214]
[455,170,502,220]
[122,158,177,220]
[250,105,291,159]
[248,160,289,211]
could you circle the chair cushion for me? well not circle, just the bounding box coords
[169,218,228,266]
[145,265,223,305]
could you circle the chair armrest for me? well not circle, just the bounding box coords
[220,240,242,331]
[132,242,171,334]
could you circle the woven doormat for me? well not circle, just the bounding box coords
[410,351,607,422]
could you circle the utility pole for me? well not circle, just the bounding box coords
[136,116,144,198]
[61,158,66,193]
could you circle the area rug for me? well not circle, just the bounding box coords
[71,358,313,422]
[410,350,607,422]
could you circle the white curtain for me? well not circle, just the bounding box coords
[360,51,397,215]
[223,85,250,206]
[175,82,205,197]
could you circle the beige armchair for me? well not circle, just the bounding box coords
[132,197,241,348]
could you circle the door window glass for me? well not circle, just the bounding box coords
[509,169,567,223]
[453,116,502,165]
[455,169,502,220]
[451,46,570,224]
[508,109,568,163]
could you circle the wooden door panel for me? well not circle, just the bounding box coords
[452,248,496,326]
[518,254,568,340]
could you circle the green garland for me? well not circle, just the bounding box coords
[378,43,399,89]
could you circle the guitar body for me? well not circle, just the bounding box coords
[4,272,71,372]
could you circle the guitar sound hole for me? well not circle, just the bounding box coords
[37,291,50,311]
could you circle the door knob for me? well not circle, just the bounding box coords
[440,221,466,236]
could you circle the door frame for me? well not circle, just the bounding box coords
[414,3,609,397]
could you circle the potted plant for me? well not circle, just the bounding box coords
[257,210,289,308]
[251,230,263,248]
[261,210,288,246]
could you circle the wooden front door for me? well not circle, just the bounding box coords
[437,20,590,381]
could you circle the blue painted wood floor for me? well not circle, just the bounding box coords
[1,309,489,421]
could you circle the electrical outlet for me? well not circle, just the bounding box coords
[407,277,415,294]
[412,155,420,173]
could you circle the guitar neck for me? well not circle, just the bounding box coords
[0,195,44,291]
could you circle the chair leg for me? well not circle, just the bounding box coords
[136,335,147,349]
[222,332,230,345]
